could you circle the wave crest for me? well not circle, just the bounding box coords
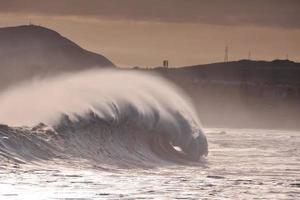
[0,69,208,164]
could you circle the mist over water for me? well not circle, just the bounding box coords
[0,69,199,127]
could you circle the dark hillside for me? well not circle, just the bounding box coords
[0,25,115,90]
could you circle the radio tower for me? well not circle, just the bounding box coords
[224,46,229,62]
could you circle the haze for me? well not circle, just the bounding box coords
[0,0,299,67]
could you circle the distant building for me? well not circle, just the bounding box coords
[163,60,169,68]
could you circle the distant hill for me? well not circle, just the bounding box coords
[0,25,115,90]
[152,59,300,86]
[136,60,300,129]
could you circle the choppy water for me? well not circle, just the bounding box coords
[1,128,299,200]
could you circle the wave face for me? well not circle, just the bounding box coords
[0,70,208,167]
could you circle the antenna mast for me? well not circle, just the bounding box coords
[248,50,251,60]
[224,46,229,62]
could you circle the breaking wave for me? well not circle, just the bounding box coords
[0,69,208,167]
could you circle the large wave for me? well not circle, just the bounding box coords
[0,69,208,167]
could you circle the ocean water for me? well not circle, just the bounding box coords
[0,70,298,199]
[0,128,299,200]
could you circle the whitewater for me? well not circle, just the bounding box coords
[0,69,207,165]
[0,69,299,199]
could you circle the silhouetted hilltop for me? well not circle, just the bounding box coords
[153,59,300,86]
[0,25,115,89]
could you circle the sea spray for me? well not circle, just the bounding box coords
[0,69,208,163]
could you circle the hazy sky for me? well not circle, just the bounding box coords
[0,0,300,67]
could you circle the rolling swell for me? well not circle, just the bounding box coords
[0,70,208,167]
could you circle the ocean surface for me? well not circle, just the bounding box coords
[0,70,299,199]
[0,128,299,200]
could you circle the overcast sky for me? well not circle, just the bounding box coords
[0,0,299,67]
